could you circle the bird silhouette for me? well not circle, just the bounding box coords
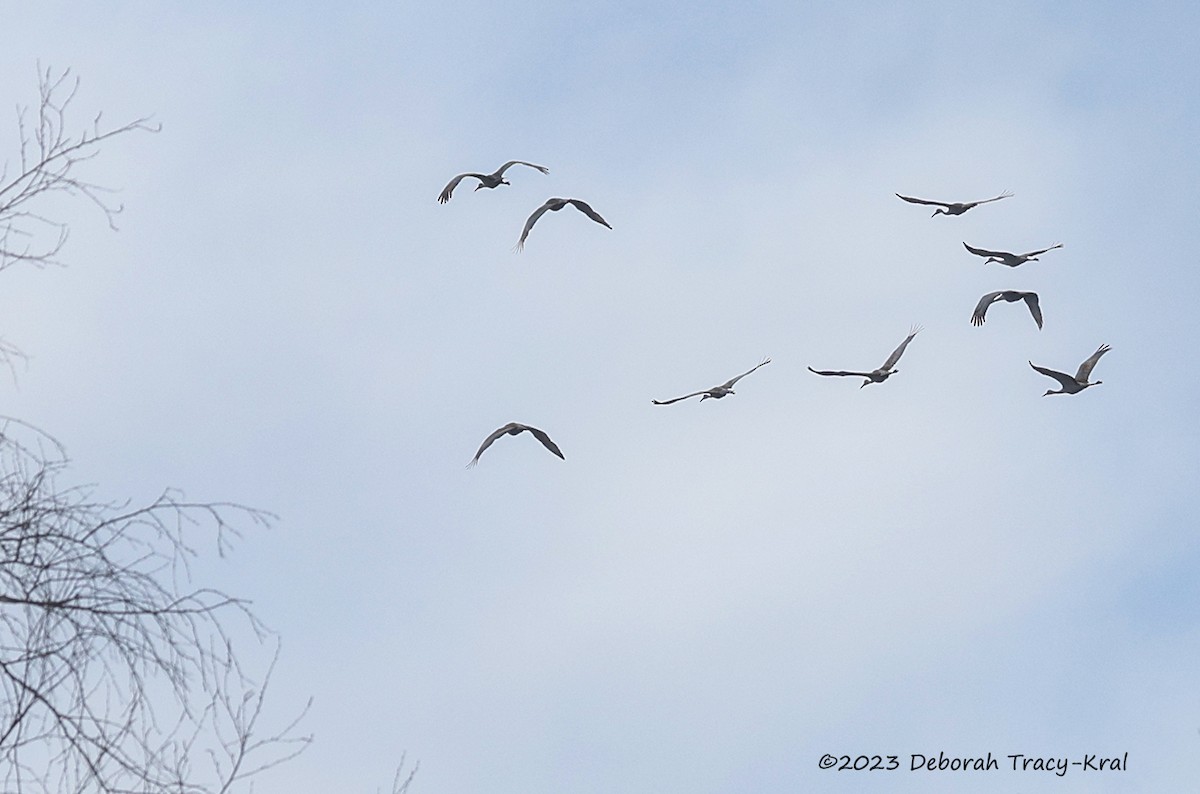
[468,422,565,467]
[437,161,549,204]
[896,191,1013,217]
[652,358,771,405]
[1029,345,1111,396]
[808,326,922,388]
[515,198,611,251]
[963,241,1062,268]
[971,291,1043,329]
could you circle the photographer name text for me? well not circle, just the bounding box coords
[818,751,1128,776]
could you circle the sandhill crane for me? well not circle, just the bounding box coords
[808,326,922,388]
[467,422,564,467]
[652,358,771,405]
[1029,345,1111,396]
[963,241,1063,268]
[437,161,549,204]
[971,290,1043,329]
[896,191,1013,216]
[516,197,611,251]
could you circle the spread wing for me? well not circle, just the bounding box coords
[971,292,1003,326]
[565,199,612,229]
[971,191,1013,206]
[880,326,922,371]
[652,390,709,405]
[963,242,1009,259]
[1075,344,1111,382]
[495,160,550,177]
[807,367,874,378]
[895,193,948,208]
[515,200,555,251]
[720,357,771,389]
[526,426,565,459]
[1021,242,1063,258]
[438,172,484,204]
[467,423,519,467]
[1029,361,1078,390]
[1021,292,1044,329]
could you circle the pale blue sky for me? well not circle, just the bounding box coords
[2,2,1198,792]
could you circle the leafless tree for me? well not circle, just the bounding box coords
[0,65,159,273]
[0,418,312,793]
[0,66,419,794]
[0,65,157,380]
[0,68,318,793]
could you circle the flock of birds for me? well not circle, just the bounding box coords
[440,164,1111,466]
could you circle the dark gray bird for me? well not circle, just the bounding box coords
[652,358,771,405]
[896,191,1013,217]
[971,290,1043,329]
[1029,345,1111,396]
[437,161,549,204]
[808,326,922,388]
[468,422,564,467]
[516,197,611,251]
[963,241,1063,268]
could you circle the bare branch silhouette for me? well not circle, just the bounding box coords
[0,418,314,793]
[0,64,160,273]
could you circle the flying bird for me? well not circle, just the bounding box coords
[896,191,1013,217]
[808,326,922,388]
[1029,345,1111,396]
[652,358,771,405]
[963,241,1063,268]
[971,290,1043,329]
[467,422,564,467]
[437,161,549,204]
[515,197,611,251]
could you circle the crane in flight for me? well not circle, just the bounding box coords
[468,422,565,467]
[1029,345,1111,396]
[895,191,1013,216]
[971,291,1043,329]
[438,160,549,204]
[808,326,922,388]
[516,197,612,251]
[652,358,771,404]
[962,241,1063,268]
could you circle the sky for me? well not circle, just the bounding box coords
[2,2,1199,791]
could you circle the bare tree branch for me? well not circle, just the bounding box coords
[0,64,159,274]
[0,66,417,794]
[0,418,309,793]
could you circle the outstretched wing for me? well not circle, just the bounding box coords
[1020,242,1063,258]
[525,426,565,460]
[720,357,771,389]
[1021,292,1044,329]
[971,292,1003,326]
[895,193,948,207]
[1029,362,1078,390]
[807,367,874,378]
[438,172,483,204]
[495,160,550,177]
[970,191,1013,206]
[1075,344,1111,382]
[515,200,555,251]
[963,242,1009,259]
[565,199,612,229]
[652,390,708,405]
[467,423,518,467]
[881,326,922,371]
